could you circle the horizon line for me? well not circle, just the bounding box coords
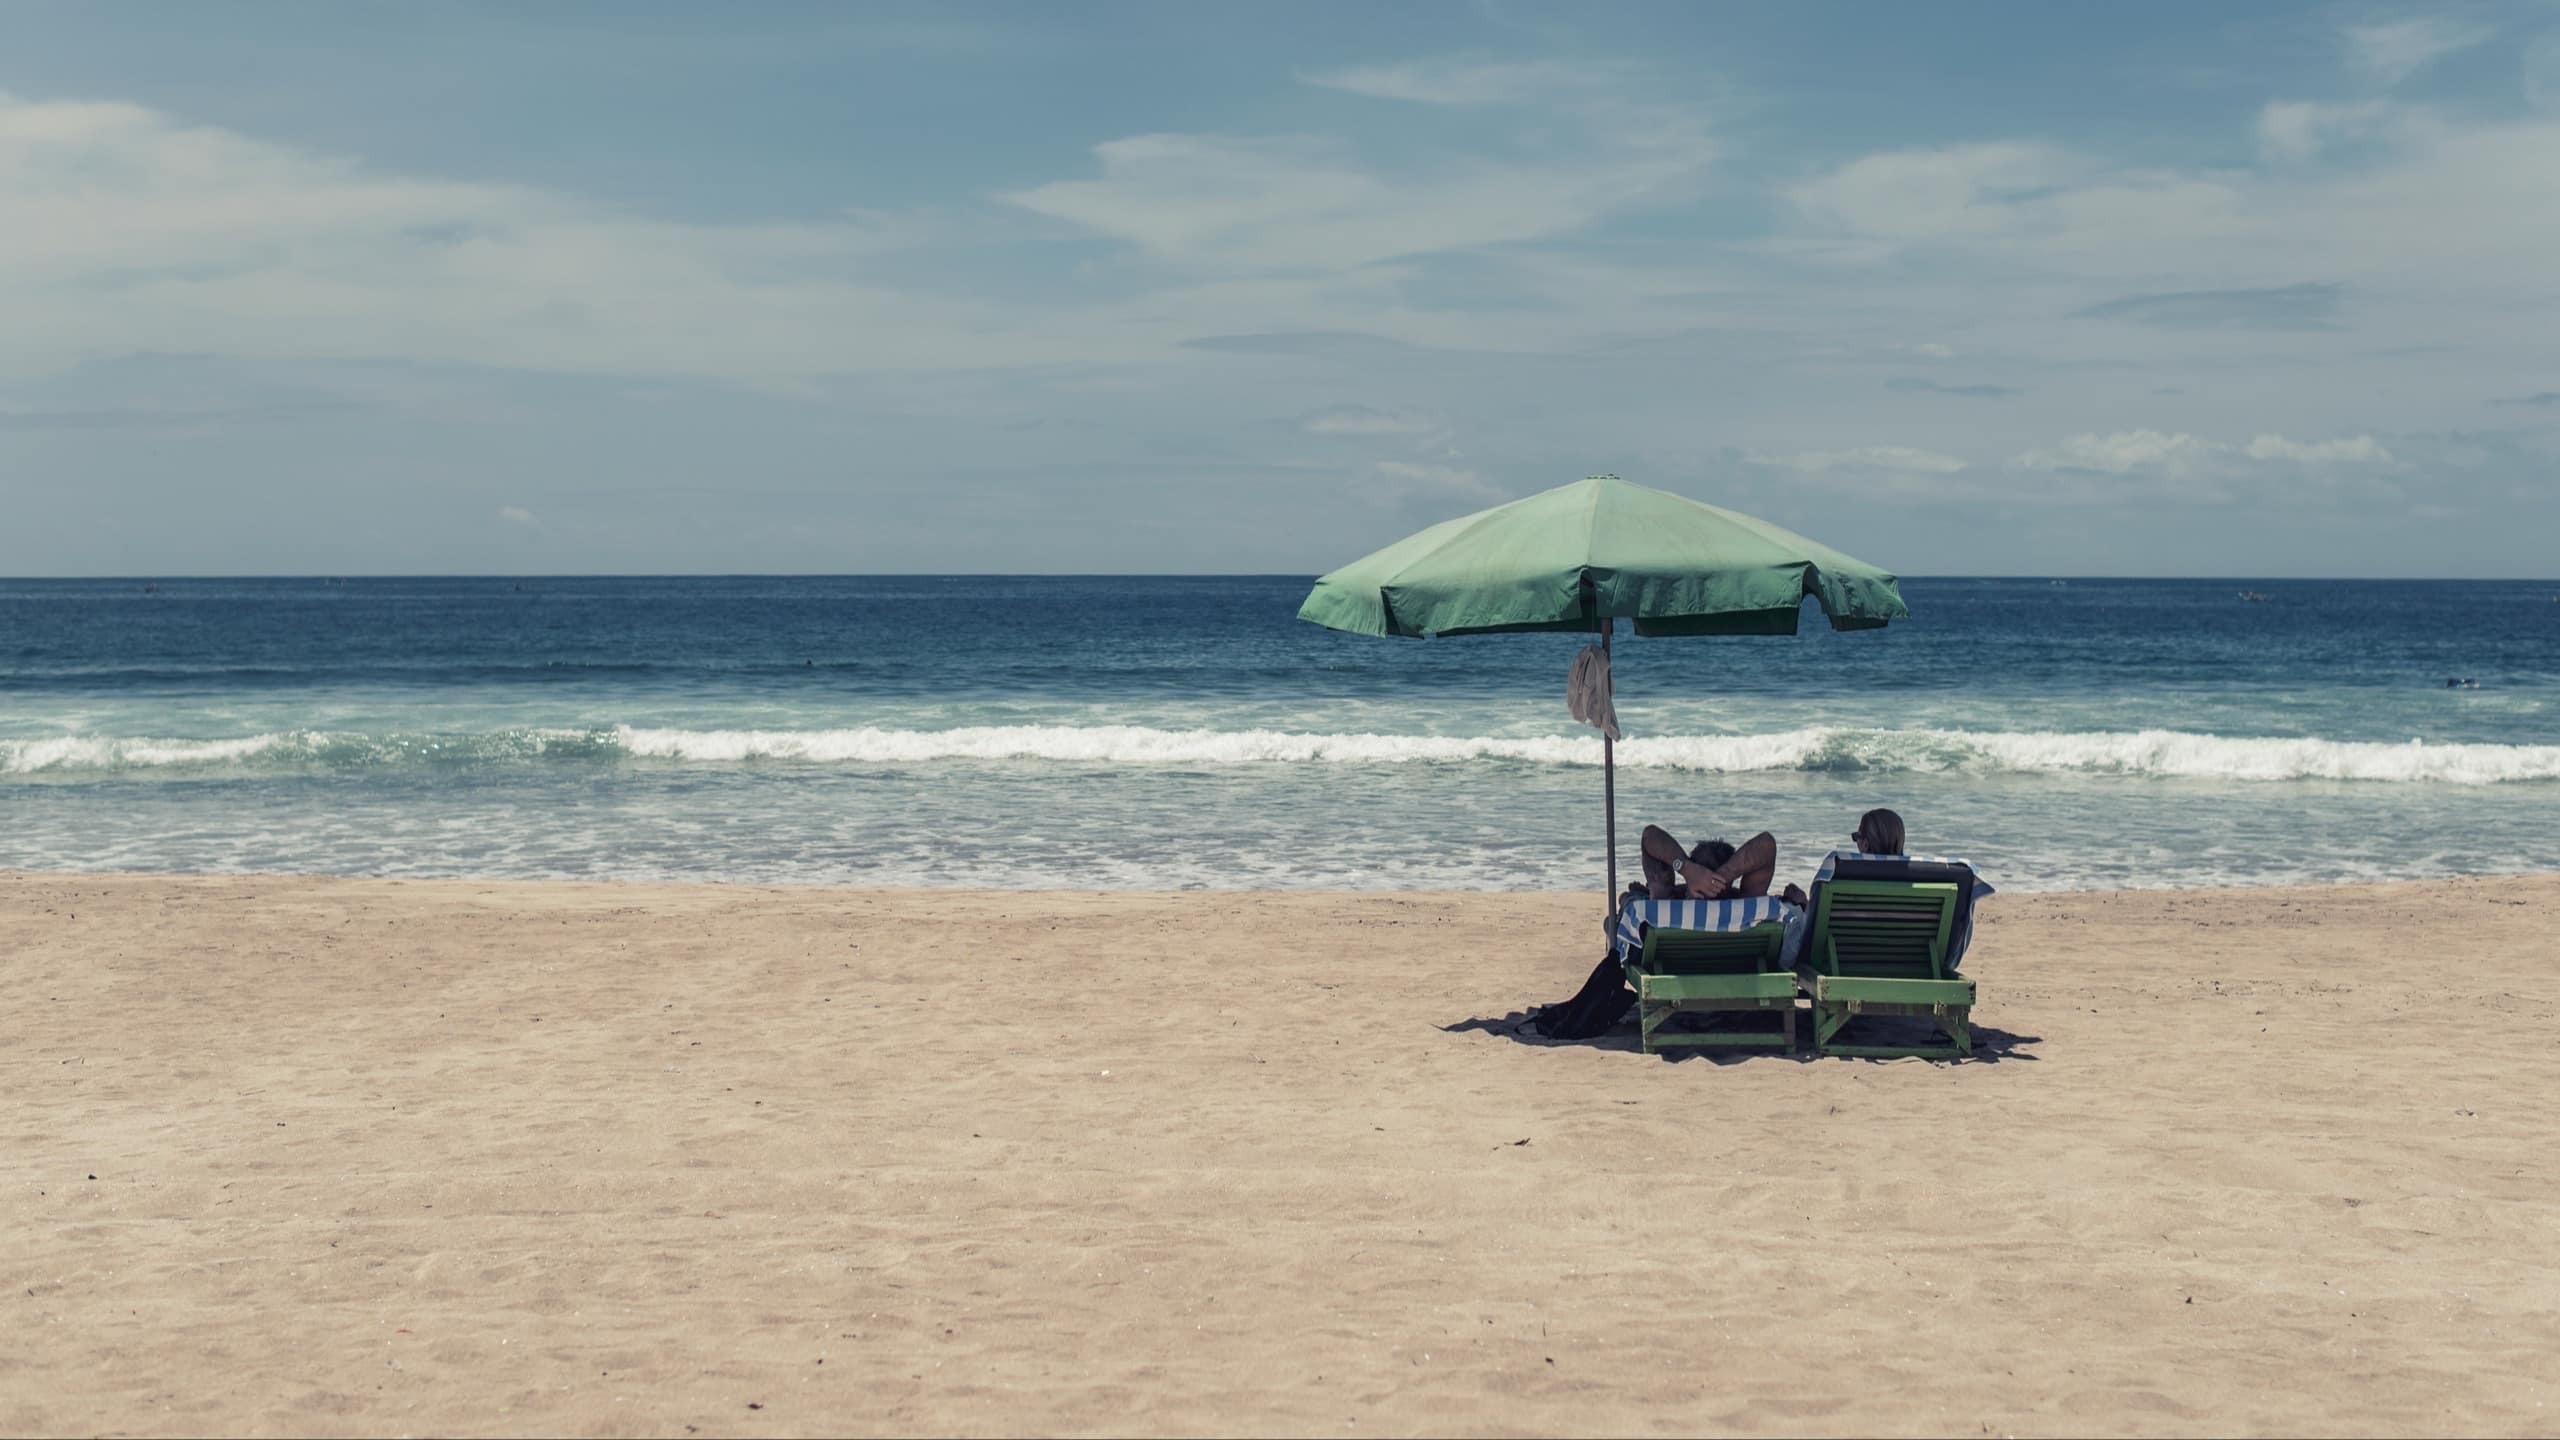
[6,572,2558,584]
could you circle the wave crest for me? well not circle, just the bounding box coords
[0,729,615,775]
[6,722,2558,784]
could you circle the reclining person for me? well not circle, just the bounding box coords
[1540,825,1786,1041]
[1623,824,1779,904]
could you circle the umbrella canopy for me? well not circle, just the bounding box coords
[1298,474,1909,910]
[1298,473,1907,639]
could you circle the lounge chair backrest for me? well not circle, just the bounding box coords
[1822,856,1981,949]
[1641,923,1787,976]
[1805,879,1960,981]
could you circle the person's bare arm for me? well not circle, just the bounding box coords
[1639,825,1692,886]
[1689,831,1779,898]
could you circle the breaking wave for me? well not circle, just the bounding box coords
[6,723,2560,784]
[0,729,620,775]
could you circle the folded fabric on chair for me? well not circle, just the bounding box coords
[1613,895,1807,968]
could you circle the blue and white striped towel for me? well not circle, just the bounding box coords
[1613,895,1807,969]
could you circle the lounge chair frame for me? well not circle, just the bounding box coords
[1799,879,1974,1059]
[1623,921,1798,1054]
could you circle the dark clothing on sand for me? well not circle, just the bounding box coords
[1531,952,1638,1039]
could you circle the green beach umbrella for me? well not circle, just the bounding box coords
[1298,474,1909,908]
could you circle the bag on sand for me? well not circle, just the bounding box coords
[1528,952,1634,1039]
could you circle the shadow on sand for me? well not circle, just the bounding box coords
[1441,1009,2042,1064]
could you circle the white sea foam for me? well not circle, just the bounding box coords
[0,728,605,775]
[610,724,1607,767]
[0,733,294,773]
[611,724,2560,783]
[9,723,2560,784]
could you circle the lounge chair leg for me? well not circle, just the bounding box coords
[1812,1003,1848,1053]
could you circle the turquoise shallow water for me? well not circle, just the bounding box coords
[4,575,2557,891]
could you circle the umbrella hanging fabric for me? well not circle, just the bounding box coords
[1298,474,1909,910]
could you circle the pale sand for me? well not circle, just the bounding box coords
[4,872,2557,1438]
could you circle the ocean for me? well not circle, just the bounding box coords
[4,575,2556,893]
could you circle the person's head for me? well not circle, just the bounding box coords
[1854,808,1905,856]
[1688,838,1736,870]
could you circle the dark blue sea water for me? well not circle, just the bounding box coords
[4,576,2557,890]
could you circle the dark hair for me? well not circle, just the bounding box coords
[1689,838,1737,869]
[1856,808,1905,855]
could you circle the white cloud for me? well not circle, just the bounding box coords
[1757,445,1969,475]
[1009,134,1393,267]
[2243,433,2392,463]
[0,85,1728,388]
[1004,124,1706,273]
[1374,459,1480,483]
[1783,110,2560,309]
[2011,430,2214,477]
[1784,142,2261,272]
[1739,429,2410,510]
[2346,17,2495,87]
[0,90,1089,383]
[2012,430,2390,476]
[1786,142,2080,244]
[1007,53,1713,276]
[2256,100,2423,164]
[497,505,538,526]
[1300,404,1439,436]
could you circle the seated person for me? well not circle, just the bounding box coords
[1623,824,1779,905]
[1762,807,1912,905]
[1802,806,1997,971]
[1849,806,1906,859]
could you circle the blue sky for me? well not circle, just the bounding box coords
[2,0,2555,575]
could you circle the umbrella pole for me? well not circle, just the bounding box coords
[1602,617,1617,917]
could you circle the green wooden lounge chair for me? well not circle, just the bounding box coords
[1799,864,1978,1060]
[1622,917,1799,1054]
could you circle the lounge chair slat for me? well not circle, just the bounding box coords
[1800,873,1976,1061]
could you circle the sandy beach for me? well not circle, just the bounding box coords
[4,870,2556,1438]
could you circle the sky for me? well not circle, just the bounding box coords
[2,0,2556,577]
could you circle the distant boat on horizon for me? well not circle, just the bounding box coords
[2238,589,2270,602]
